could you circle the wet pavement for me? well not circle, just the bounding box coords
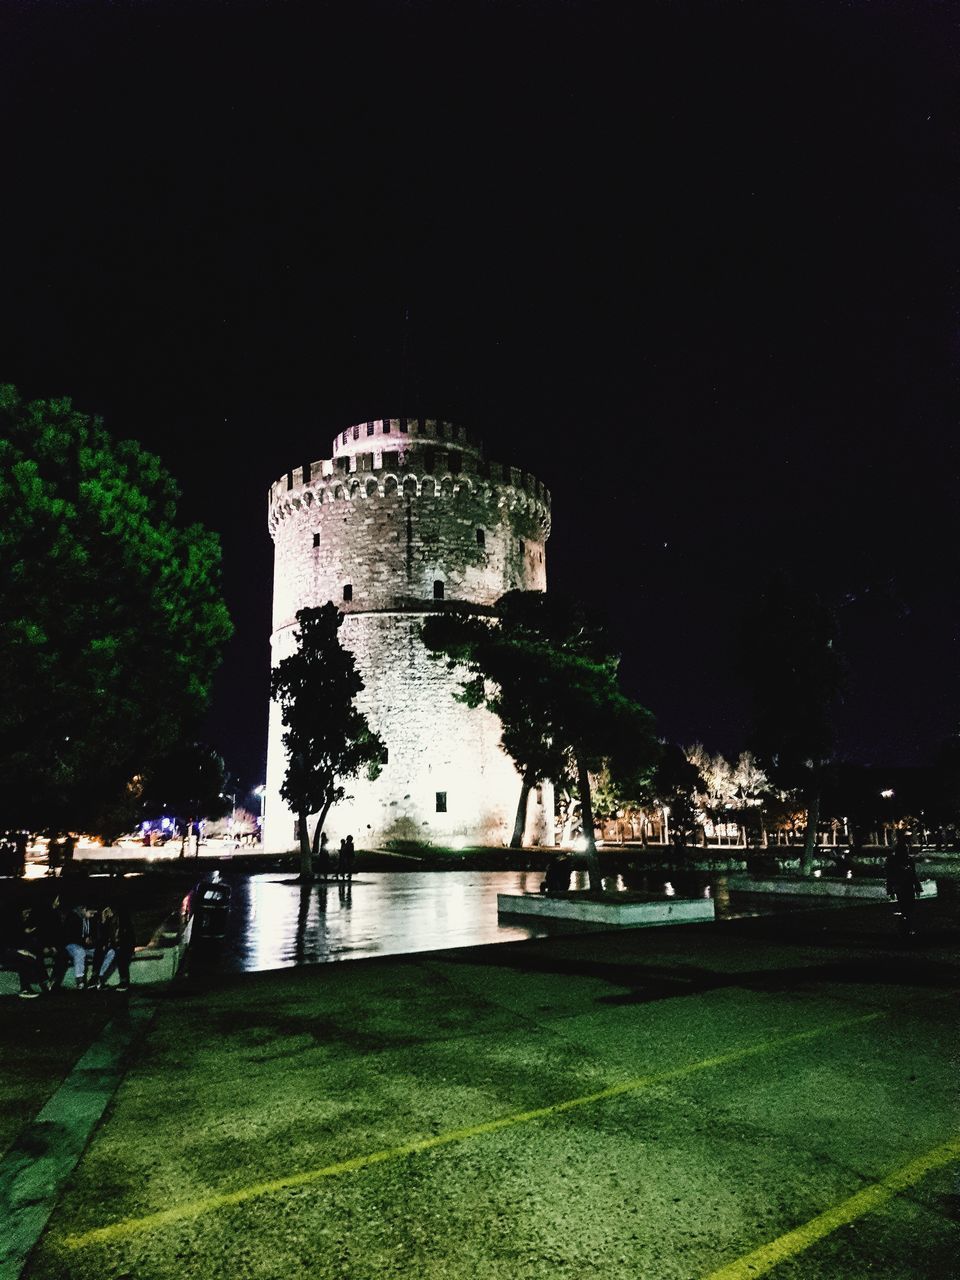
[187,868,854,975]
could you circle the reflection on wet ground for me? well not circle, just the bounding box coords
[188,869,846,976]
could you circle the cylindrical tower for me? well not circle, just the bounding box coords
[264,417,554,851]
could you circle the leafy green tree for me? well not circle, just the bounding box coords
[741,572,844,874]
[270,604,386,879]
[0,386,232,836]
[423,591,658,889]
[142,742,232,855]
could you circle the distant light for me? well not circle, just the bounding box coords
[141,821,150,832]
[573,836,589,852]
[846,869,853,880]
[813,868,822,878]
[664,881,676,897]
[880,789,895,799]
[161,817,172,831]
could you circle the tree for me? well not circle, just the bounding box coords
[270,604,386,879]
[142,743,232,855]
[740,572,844,874]
[0,387,232,836]
[653,744,704,857]
[423,591,658,890]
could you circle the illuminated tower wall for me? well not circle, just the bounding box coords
[265,418,554,851]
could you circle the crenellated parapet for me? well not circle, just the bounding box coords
[268,430,551,540]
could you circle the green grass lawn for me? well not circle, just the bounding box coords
[18,898,960,1280]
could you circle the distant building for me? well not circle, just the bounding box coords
[264,418,554,850]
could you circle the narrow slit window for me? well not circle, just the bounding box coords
[286,471,294,491]
[435,791,447,813]
[383,419,391,433]
[303,462,311,484]
[353,424,360,440]
[476,528,485,548]
[519,539,526,556]
[342,431,349,445]
[367,421,375,436]
[343,584,353,602]
[313,532,320,548]
[433,580,444,600]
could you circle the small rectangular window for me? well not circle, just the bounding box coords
[519,539,526,556]
[383,419,391,433]
[449,451,462,474]
[343,584,353,602]
[436,791,447,813]
[313,532,320,548]
[342,431,349,445]
[303,462,311,484]
[353,425,360,440]
[286,471,294,491]
[418,416,426,434]
[476,528,485,547]
[423,449,435,474]
[399,417,408,433]
[367,422,375,436]
[433,580,444,600]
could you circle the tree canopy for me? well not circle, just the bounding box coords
[142,742,232,854]
[0,387,233,835]
[270,604,386,879]
[423,590,658,888]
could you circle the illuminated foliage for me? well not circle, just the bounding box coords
[423,590,658,887]
[270,604,386,878]
[0,386,232,835]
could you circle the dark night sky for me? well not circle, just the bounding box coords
[2,0,956,791]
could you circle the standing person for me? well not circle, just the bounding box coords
[885,834,923,937]
[340,834,355,882]
[318,831,330,880]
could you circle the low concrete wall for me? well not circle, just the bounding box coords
[727,876,938,900]
[498,893,715,927]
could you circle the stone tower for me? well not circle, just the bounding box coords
[264,418,554,851]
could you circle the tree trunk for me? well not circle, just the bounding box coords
[576,753,603,893]
[801,789,820,876]
[510,771,536,849]
[297,812,313,880]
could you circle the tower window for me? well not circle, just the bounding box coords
[423,449,435,474]
[353,424,360,440]
[286,471,294,491]
[313,532,320,548]
[448,451,462,474]
[303,462,311,484]
[476,528,485,547]
[433,580,444,600]
[343,584,353,602]
[519,540,526,556]
[367,422,375,436]
[342,431,349,445]
[435,791,447,813]
[400,417,408,433]
[383,419,391,433]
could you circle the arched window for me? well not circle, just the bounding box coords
[403,476,417,497]
[366,478,378,497]
[343,584,353,602]
[421,477,435,498]
[433,580,444,600]
[384,475,398,496]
